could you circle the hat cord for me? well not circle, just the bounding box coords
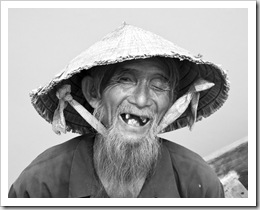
[52,84,107,136]
[157,79,215,135]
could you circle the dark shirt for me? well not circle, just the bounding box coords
[9,134,224,198]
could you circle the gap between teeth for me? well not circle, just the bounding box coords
[124,114,148,123]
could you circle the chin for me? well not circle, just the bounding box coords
[116,131,145,145]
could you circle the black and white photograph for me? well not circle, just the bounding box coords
[1,1,256,207]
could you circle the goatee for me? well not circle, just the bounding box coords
[93,103,161,198]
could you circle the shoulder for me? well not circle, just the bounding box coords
[162,139,224,198]
[163,139,208,168]
[9,134,95,198]
[29,134,93,166]
[26,134,94,172]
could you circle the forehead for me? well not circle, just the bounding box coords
[115,58,169,77]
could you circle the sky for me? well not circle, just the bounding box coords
[7,7,249,190]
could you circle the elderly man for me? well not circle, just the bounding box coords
[9,23,229,198]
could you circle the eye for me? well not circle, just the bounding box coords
[119,76,133,83]
[150,78,171,92]
[118,73,135,84]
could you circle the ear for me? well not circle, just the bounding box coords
[81,76,101,109]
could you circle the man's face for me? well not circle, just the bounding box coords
[99,58,172,142]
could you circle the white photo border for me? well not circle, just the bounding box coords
[1,0,256,207]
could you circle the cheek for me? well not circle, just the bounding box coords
[103,87,126,106]
[156,94,171,118]
[101,87,127,122]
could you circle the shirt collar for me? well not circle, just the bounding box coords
[68,134,104,198]
[138,142,181,197]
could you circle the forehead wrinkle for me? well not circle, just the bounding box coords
[114,65,169,80]
[114,67,136,76]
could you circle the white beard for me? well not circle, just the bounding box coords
[93,103,161,198]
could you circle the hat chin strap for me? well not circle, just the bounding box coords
[52,84,107,136]
[52,79,214,137]
[156,79,215,135]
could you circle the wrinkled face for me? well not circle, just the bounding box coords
[100,59,173,142]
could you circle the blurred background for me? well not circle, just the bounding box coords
[8,8,248,190]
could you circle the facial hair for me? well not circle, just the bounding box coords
[93,103,161,198]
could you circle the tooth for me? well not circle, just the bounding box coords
[140,117,147,123]
[128,119,140,126]
[125,114,130,119]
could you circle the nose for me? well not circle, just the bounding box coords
[128,82,153,108]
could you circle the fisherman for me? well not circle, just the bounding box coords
[9,23,229,198]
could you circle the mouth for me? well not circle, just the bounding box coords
[120,113,150,127]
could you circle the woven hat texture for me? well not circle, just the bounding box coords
[30,23,230,134]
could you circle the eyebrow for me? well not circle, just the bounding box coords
[154,74,169,82]
[112,67,133,77]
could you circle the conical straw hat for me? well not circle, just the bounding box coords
[30,23,230,134]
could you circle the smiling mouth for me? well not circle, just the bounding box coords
[120,113,150,127]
